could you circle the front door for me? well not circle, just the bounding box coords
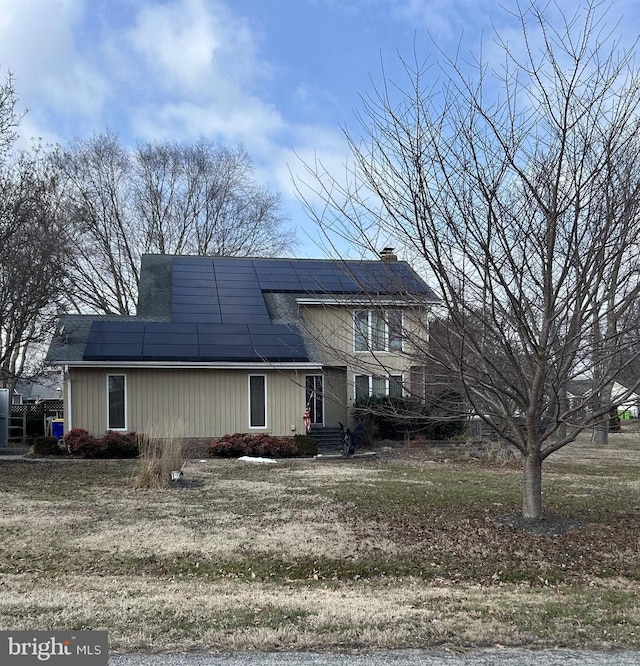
[305,375,324,426]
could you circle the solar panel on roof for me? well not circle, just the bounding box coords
[173,287,215,299]
[263,270,298,278]
[214,264,256,274]
[84,342,144,359]
[172,267,214,276]
[214,258,255,266]
[247,323,294,334]
[196,323,250,335]
[221,305,269,316]
[197,333,252,346]
[221,314,271,324]
[144,322,198,334]
[198,345,257,359]
[144,332,199,346]
[215,277,260,286]
[142,344,200,358]
[83,255,432,362]
[173,294,219,305]
[173,314,223,324]
[172,278,217,289]
[173,256,213,265]
[251,259,291,269]
[215,286,261,296]
[172,305,221,316]
[259,281,303,291]
[217,299,266,310]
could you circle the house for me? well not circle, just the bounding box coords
[567,379,640,419]
[13,372,62,405]
[612,382,640,418]
[45,252,437,440]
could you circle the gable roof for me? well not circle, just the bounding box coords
[47,254,435,367]
[14,375,61,401]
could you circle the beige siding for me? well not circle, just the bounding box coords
[300,304,428,374]
[69,367,309,438]
[320,367,348,426]
[302,306,354,361]
[300,304,431,415]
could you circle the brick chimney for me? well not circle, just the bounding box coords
[379,247,397,262]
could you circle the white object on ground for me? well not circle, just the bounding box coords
[237,456,277,464]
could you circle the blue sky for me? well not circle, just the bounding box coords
[1,0,639,257]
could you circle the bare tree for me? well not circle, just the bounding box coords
[57,133,141,315]
[0,67,20,158]
[134,140,292,257]
[297,1,640,518]
[58,133,296,314]
[0,149,67,396]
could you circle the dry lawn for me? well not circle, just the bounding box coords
[0,429,639,653]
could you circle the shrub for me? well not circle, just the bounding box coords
[352,391,467,443]
[100,431,139,458]
[31,436,63,456]
[292,434,318,457]
[255,434,296,458]
[207,433,300,458]
[64,428,102,457]
[207,433,252,458]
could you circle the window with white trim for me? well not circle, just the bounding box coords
[107,374,126,430]
[354,374,403,401]
[354,310,403,352]
[249,374,267,428]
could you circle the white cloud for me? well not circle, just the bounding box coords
[116,0,287,150]
[130,98,285,150]
[127,0,227,94]
[0,0,109,127]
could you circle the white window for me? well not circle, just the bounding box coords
[354,374,403,401]
[354,310,403,352]
[248,375,267,428]
[107,374,126,430]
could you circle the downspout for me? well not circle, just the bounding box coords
[64,365,72,431]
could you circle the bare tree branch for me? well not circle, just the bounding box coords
[296,0,640,518]
[57,134,296,315]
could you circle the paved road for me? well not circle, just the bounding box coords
[110,649,640,665]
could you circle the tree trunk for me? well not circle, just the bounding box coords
[522,451,543,519]
[556,387,568,441]
[591,420,609,445]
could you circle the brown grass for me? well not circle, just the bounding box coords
[134,420,185,489]
[0,426,639,652]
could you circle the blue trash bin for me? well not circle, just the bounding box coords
[51,419,64,439]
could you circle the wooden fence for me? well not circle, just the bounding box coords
[8,401,64,444]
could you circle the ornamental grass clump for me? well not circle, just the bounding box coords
[134,420,184,489]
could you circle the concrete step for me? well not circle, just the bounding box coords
[309,427,343,453]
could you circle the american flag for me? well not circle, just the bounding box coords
[303,407,311,433]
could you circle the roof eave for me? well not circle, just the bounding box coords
[50,360,323,371]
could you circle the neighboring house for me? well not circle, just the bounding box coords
[566,379,640,418]
[13,373,62,405]
[612,382,640,418]
[45,252,437,439]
